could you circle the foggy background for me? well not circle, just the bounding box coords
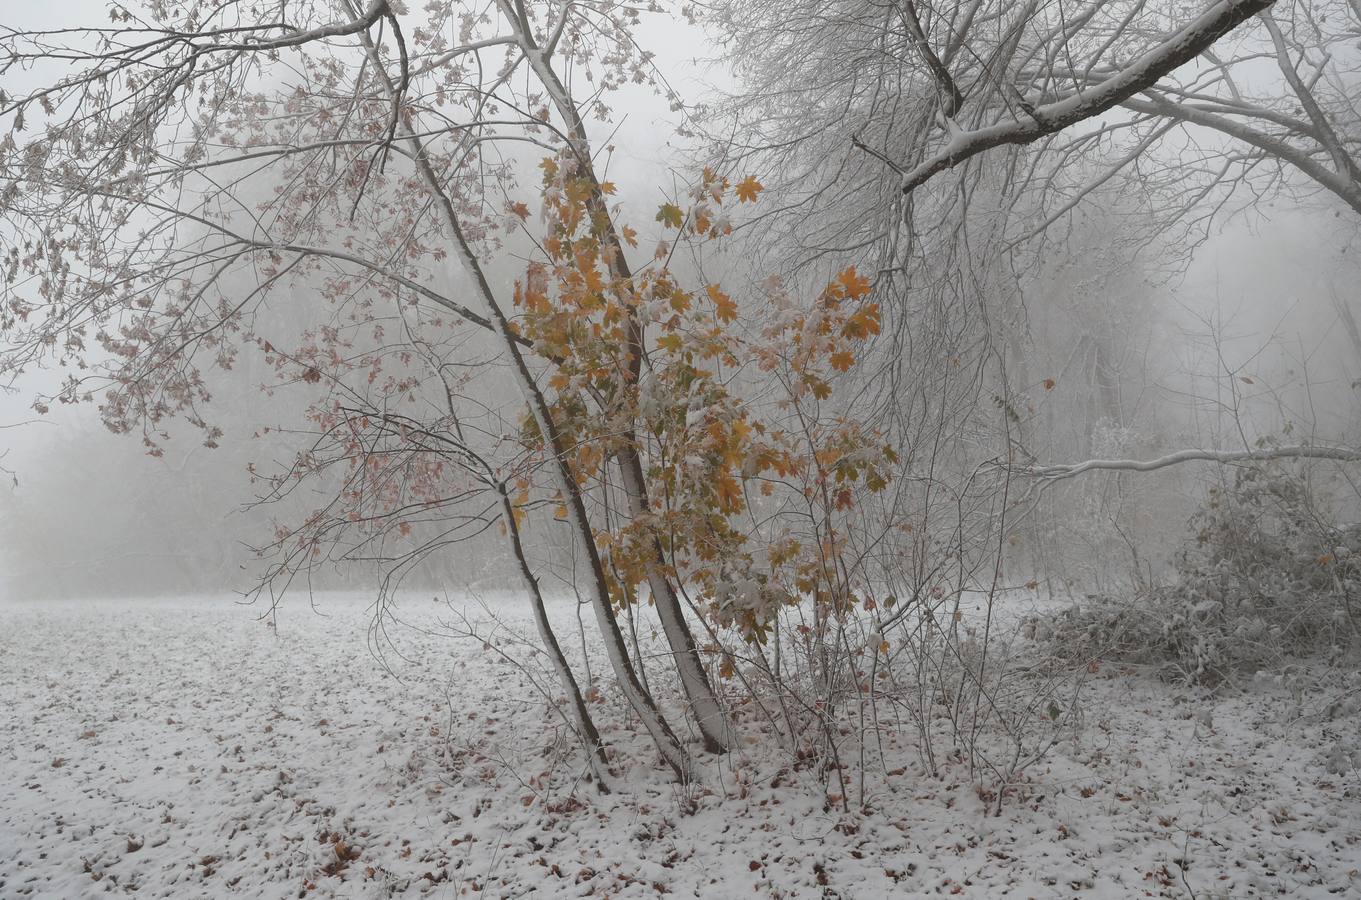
[2,4,1359,602]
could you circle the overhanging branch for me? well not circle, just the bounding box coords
[898,0,1275,195]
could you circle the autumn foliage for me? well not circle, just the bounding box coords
[513,157,895,642]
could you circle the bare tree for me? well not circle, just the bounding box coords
[699,0,1361,622]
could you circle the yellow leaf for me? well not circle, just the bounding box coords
[734,175,764,203]
[830,350,855,372]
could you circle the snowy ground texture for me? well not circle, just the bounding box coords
[2,594,1359,898]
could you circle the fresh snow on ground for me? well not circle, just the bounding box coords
[2,594,1359,898]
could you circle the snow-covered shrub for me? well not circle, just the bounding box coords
[1038,463,1360,684]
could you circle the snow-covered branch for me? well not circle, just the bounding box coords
[899,0,1275,195]
[1020,445,1361,481]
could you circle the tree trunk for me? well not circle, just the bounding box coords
[497,484,613,791]
[616,446,734,752]
[1333,291,1361,365]
[500,1,732,753]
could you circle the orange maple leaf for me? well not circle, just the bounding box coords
[707,284,738,323]
[734,175,764,203]
[837,266,872,299]
[841,305,881,339]
[656,333,683,353]
[715,473,743,512]
[830,350,855,372]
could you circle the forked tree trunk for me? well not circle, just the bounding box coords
[501,2,733,753]
[420,167,693,779]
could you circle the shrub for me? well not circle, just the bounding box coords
[1037,463,1359,685]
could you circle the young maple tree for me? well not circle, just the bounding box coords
[518,158,895,644]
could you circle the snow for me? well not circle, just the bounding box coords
[2,593,1359,897]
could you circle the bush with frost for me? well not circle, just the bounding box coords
[1035,463,1359,684]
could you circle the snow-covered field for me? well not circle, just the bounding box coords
[2,594,1359,898]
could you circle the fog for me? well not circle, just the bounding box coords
[5,177,1355,600]
[0,3,728,599]
[4,3,1361,895]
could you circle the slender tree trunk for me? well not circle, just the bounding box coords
[616,447,734,752]
[497,484,612,791]
[1333,292,1361,364]
[1094,336,1121,428]
[500,2,732,752]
